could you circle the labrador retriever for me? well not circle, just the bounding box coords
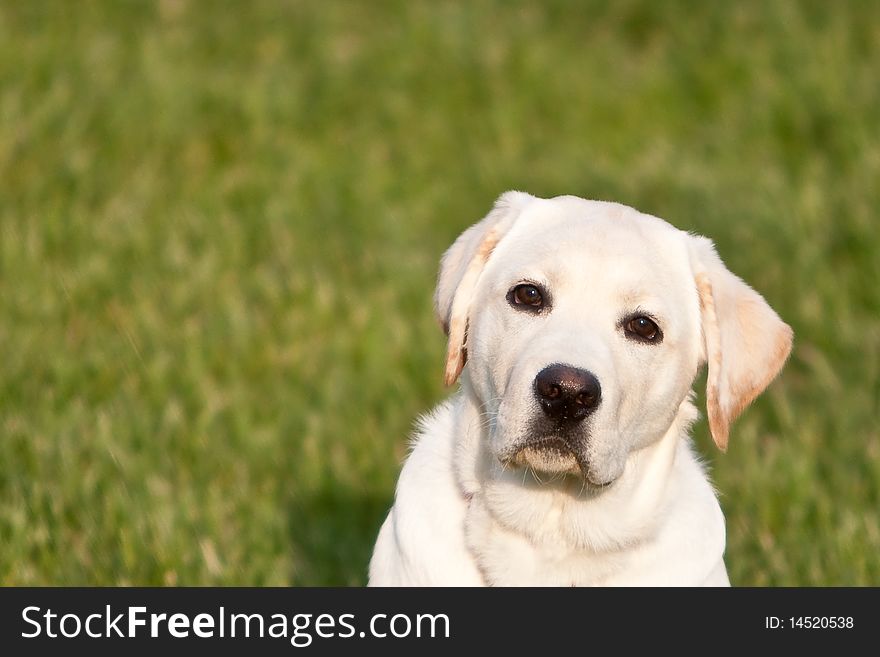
[368,192,792,586]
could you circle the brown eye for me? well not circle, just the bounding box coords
[625,315,662,342]
[509,283,544,310]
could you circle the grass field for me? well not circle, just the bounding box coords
[0,1,877,586]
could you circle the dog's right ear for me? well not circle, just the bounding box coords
[434,191,535,386]
[688,235,793,451]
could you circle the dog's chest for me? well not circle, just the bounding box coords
[463,493,635,586]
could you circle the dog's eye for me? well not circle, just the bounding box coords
[624,315,662,342]
[508,284,544,310]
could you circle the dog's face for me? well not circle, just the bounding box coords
[467,200,701,486]
[436,193,792,488]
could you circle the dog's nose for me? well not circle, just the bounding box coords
[534,364,601,423]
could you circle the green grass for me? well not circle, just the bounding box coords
[0,0,877,586]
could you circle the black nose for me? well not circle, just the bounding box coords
[534,364,601,423]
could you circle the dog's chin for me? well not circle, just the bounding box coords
[503,438,615,489]
[509,440,582,477]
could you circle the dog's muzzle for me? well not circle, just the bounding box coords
[500,364,605,481]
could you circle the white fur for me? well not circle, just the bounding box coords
[369,193,791,586]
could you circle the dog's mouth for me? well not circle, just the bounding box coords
[502,437,614,489]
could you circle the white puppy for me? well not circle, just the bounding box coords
[369,192,792,586]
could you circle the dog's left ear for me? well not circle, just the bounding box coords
[434,191,536,386]
[688,235,793,451]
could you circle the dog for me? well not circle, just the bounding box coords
[368,192,792,586]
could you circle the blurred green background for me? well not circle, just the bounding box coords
[1,0,877,586]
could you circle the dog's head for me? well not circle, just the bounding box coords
[435,192,792,488]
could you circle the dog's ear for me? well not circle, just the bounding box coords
[434,191,535,386]
[688,235,793,451]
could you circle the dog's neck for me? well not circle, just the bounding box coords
[452,379,699,554]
